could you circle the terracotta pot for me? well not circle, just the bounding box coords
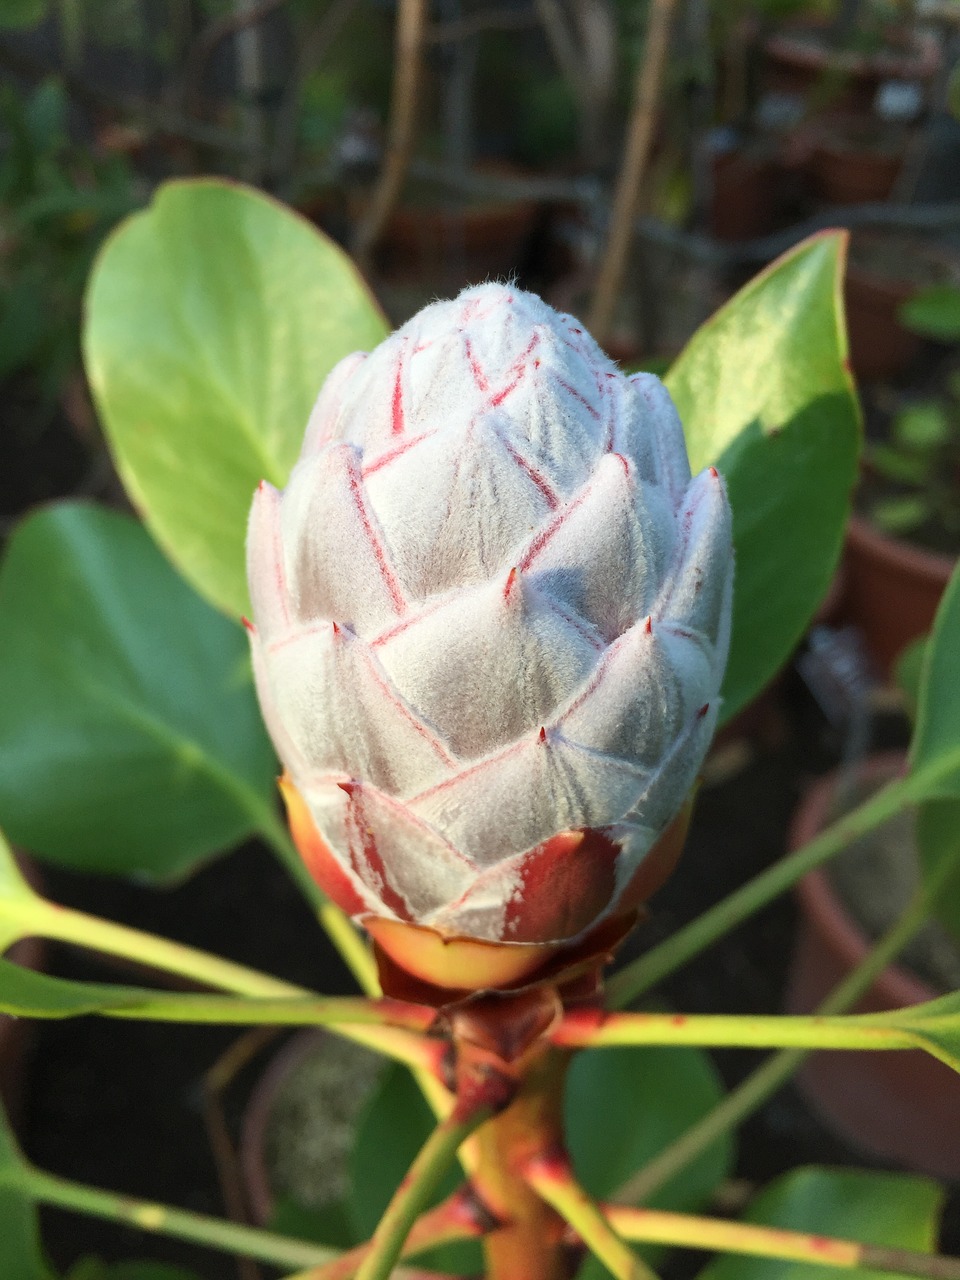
[785,754,960,1179]
[762,22,940,112]
[710,144,779,242]
[809,121,905,206]
[366,166,540,288]
[842,234,960,383]
[241,1030,317,1225]
[842,513,954,679]
[241,1028,386,1227]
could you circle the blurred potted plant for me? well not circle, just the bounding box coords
[844,283,960,675]
[785,745,960,1180]
[762,0,940,113]
[808,110,911,204]
[843,233,960,384]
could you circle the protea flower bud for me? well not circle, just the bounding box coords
[246,284,733,992]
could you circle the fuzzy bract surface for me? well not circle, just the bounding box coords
[247,283,733,946]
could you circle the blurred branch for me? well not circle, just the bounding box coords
[271,0,360,191]
[588,0,679,343]
[425,4,539,43]
[351,0,428,272]
[182,0,287,116]
[533,0,583,91]
[0,38,257,155]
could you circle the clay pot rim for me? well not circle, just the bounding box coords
[764,22,940,82]
[847,512,956,586]
[239,1027,329,1227]
[790,751,934,1009]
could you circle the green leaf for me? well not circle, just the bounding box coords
[873,989,960,1073]
[0,958,411,1033]
[570,1044,733,1280]
[866,443,928,486]
[916,799,960,943]
[0,1099,52,1279]
[909,559,960,798]
[566,1044,732,1208]
[894,635,928,723]
[892,402,952,450]
[666,232,860,724]
[84,179,388,619]
[0,957,160,1018]
[0,0,48,28]
[348,1064,481,1275]
[900,285,960,343]
[0,503,278,879]
[268,1196,356,1251]
[870,494,930,534]
[697,1166,941,1280]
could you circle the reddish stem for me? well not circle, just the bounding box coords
[448,990,577,1280]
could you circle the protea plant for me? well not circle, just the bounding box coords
[245,283,733,994]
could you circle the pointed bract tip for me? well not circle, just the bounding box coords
[241,616,255,634]
[644,615,653,634]
[708,466,719,479]
[504,566,519,601]
[331,620,341,636]
[538,725,547,744]
[697,702,710,719]
[337,780,358,797]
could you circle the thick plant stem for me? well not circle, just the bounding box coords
[525,1158,655,1280]
[469,1044,572,1280]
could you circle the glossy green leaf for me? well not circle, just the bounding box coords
[0,1101,51,1280]
[0,957,164,1018]
[84,179,387,619]
[0,503,278,878]
[697,1166,941,1280]
[570,1044,732,1280]
[566,1044,731,1206]
[868,988,960,1073]
[0,958,379,1030]
[909,558,960,798]
[895,635,928,722]
[348,1064,481,1275]
[666,232,860,723]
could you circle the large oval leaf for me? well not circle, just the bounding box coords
[0,503,277,879]
[697,1166,941,1280]
[568,1044,733,1280]
[84,179,388,619]
[666,233,860,723]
